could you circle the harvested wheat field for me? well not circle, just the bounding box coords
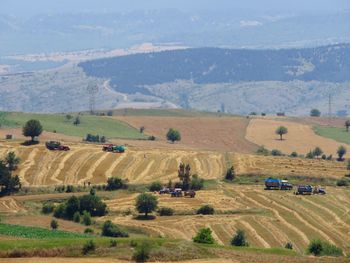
[116,116,257,153]
[246,118,349,157]
[232,154,348,178]
[105,185,350,255]
[0,141,348,187]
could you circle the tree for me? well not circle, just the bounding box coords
[5,152,20,171]
[79,194,107,217]
[347,160,350,176]
[73,212,81,223]
[82,240,96,255]
[82,211,92,226]
[310,109,321,117]
[73,116,81,126]
[106,177,127,191]
[149,181,162,192]
[313,147,323,159]
[22,119,43,142]
[225,166,235,181]
[133,241,151,262]
[197,205,215,215]
[345,120,350,132]
[50,219,58,230]
[178,163,191,190]
[337,145,347,161]
[140,126,145,134]
[275,126,288,140]
[285,242,293,250]
[166,128,181,143]
[231,229,249,247]
[65,114,73,121]
[0,161,21,196]
[65,196,80,219]
[135,193,158,218]
[193,228,215,244]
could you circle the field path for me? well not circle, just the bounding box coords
[79,152,110,184]
[17,148,39,186]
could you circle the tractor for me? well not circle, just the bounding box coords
[102,144,126,153]
[46,141,70,151]
[265,178,293,190]
[184,190,196,198]
[170,188,183,197]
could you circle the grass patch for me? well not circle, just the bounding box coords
[314,125,350,145]
[0,223,87,239]
[0,112,146,140]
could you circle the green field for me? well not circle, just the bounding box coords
[108,108,233,117]
[0,224,87,239]
[314,125,350,145]
[0,112,147,140]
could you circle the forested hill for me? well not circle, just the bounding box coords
[79,44,350,94]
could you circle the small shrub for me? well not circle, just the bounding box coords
[225,166,235,181]
[307,239,343,256]
[336,178,349,187]
[290,152,298,158]
[73,212,81,223]
[321,154,327,160]
[271,149,283,156]
[101,220,129,237]
[82,211,92,226]
[231,229,249,247]
[84,228,94,234]
[285,242,293,250]
[53,203,66,219]
[326,154,333,161]
[306,151,315,159]
[130,240,138,247]
[65,185,75,193]
[197,205,215,215]
[190,174,204,190]
[82,240,96,255]
[257,146,270,156]
[110,239,118,247]
[148,136,156,141]
[42,203,55,214]
[132,242,151,262]
[149,181,162,192]
[193,228,215,244]
[50,219,58,230]
[106,177,127,191]
[158,207,174,216]
[107,111,113,116]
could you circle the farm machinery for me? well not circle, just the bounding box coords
[159,187,196,198]
[295,185,326,195]
[265,178,293,190]
[45,141,70,151]
[102,144,126,153]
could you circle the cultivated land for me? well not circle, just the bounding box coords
[0,111,350,262]
[246,118,350,157]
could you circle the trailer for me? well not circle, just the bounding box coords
[102,144,126,153]
[295,185,313,195]
[46,141,70,151]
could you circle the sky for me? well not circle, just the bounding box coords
[1,0,349,16]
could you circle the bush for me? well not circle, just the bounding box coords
[110,239,117,247]
[107,111,113,116]
[82,240,96,255]
[73,212,81,223]
[285,242,293,250]
[158,207,174,216]
[148,136,156,141]
[193,228,215,244]
[336,178,349,187]
[53,203,67,219]
[306,151,315,159]
[271,149,283,156]
[50,219,58,230]
[101,220,129,237]
[321,154,327,160]
[84,228,94,234]
[197,205,215,215]
[79,194,107,216]
[42,203,55,214]
[132,242,151,262]
[190,174,204,190]
[310,109,321,117]
[106,177,127,191]
[82,211,92,226]
[231,229,249,247]
[149,181,162,192]
[290,152,298,158]
[326,154,333,161]
[65,185,75,193]
[65,196,80,219]
[308,239,343,256]
[256,146,270,156]
[225,166,235,181]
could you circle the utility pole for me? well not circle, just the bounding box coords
[87,84,99,115]
[328,94,332,126]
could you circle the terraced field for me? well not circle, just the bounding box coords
[105,185,350,254]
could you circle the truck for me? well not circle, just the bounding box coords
[295,185,313,195]
[45,141,70,151]
[170,188,183,197]
[102,144,126,153]
[184,190,196,198]
[313,186,326,195]
[265,178,293,190]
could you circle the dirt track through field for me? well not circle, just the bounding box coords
[246,118,349,157]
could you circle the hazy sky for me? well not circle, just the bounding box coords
[2,0,349,16]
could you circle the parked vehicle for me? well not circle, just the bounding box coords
[171,188,183,197]
[265,178,293,190]
[295,185,313,195]
[46,141,70,151]
[159,188,170,194]
[102,144,126,153]
[184,190,196,198]
[313,186,326,195]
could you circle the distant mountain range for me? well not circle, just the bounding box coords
[80,44,350,95]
